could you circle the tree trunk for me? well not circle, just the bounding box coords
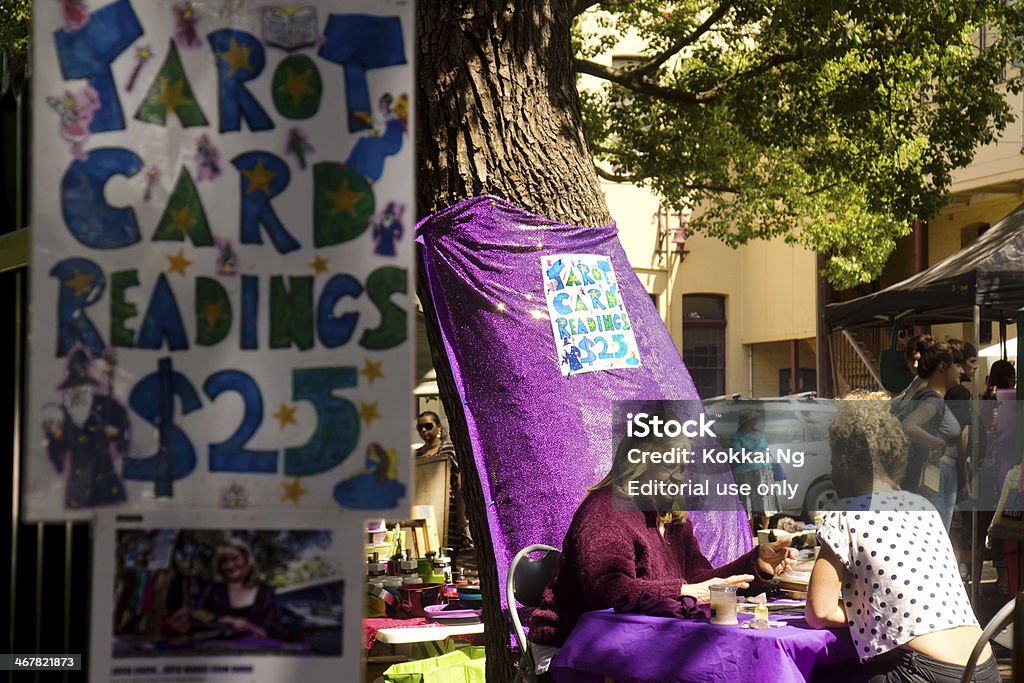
[416,1,610,226]
[416,3,610,680]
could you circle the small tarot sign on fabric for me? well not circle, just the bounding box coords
[541,254,640,377]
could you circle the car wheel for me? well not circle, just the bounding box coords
[803,478,837,517]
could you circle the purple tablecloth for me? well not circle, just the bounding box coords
[549,610,861,683]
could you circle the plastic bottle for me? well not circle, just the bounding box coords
[366,553,387,580]
[400,550,421,584]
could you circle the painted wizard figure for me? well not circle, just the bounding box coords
[42,348,129,509]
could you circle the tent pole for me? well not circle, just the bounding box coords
[971,304,981,606]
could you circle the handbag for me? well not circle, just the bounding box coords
[772,462,788,482]
[920,461,942,496]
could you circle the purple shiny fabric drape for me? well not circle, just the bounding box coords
[416,196,752,608]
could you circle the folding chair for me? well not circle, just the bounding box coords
[505,544,560,683]
[960,591,1022,683]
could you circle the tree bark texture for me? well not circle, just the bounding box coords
[416,3,610,680]
[417,0,611,226]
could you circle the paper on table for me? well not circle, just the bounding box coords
[777,570,811,590]
[739,599,805,614]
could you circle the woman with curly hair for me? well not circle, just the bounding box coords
[806,395,996,682]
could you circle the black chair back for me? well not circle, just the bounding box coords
[513,549,560,608]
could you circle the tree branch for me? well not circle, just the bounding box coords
[594,165,645,183]
[594,163,741,195]
[576,58,705,103]
[682,182,741,193]
[695,51,804,100]
[575,50,803,104]
[572,0,601,17]
[632,1,733,77]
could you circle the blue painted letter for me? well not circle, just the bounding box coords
[61,148,143,248]
[51,257,106,356]
[54,0,143,132]
[319,14,406,132]
[232,151,299,253]
[208,29,273,132]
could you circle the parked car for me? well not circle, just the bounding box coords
[703,394,838,518]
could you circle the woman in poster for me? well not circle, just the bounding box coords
[166,538,296,641]
[196,538,282,638]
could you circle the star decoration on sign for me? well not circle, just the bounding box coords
[218,37,253,76]
[309,254,329,276]
[166,249,194,277]
[157,78,188,111]
[64,269,95,296]
[241,159,276,195]
[198,302,226,328]
[277,68,316,105]
[169,206,194,235]
[326,180,361,216]
[281,478,307,505]
[359,401,381,426]
[359,358,385,385]
[272,403,299,429]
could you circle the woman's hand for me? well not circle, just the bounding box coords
[928,439,946,459]
[679,574,753,603]
[217,615,268,639]
[757,537,798,577]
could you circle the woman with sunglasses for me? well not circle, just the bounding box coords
[416,411,472,551]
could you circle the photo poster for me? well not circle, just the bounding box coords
[90,509,363,683]
[27,0,415,521]
[542,254,641,377]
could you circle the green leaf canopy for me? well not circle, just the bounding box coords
[576,0,1024,288]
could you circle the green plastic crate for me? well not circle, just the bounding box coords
[383,647,486,683]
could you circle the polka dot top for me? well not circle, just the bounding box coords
[816,490,977,662]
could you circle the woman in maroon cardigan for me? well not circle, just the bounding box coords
[528,433,797,673]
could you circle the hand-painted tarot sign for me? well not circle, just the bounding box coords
[542,254,641,377]
[27,0,414,521]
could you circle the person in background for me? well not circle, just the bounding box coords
[729,409,779,530]
[980,359,1016,594]
[415,411,473,551]
[806,396,997,683]
[891,334,935,407]
[898,339,962,530]
[528,431,797,679]
[944,339,976,577]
